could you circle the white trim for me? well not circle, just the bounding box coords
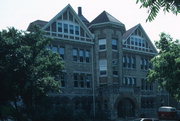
[45,35,94,45]
[88,21,125,29]
[42,4,94,39]
[123,24,158,53]
[123,47,157,55]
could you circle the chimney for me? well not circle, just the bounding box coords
[78,7,82,16]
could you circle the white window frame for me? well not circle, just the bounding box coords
[99,39,106,51]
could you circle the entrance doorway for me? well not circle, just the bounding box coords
[117,98,135,118]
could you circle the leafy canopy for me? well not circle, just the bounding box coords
[0,27,63,120]
[147,33,180,100]
[136,0,180,22]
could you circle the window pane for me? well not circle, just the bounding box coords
[112,39,117,45]
[79,50,84,56]
[52,46,58,53]
[85,50,90,57]
[69,25,74,34]
[69,12,73,21]
[99,60,107,70]
[75,26,79,35]
[58,23,62,32]
[64,24,68,33]
[73,49,78,56]
[63,11,67,20]
[59,47,64,54]
[99,39,106,45]
[112,40,117,50]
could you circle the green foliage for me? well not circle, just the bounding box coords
[0,27,63,120]
[147,33,180,100]
[136,0,180,22]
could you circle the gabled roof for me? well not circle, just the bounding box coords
[78,14,89,26]
[122,24,158,53]
[90,11,124,26]
[42,4,93,39]
[122,24,139,40]
[77,7,89,26]
[27,20,48,31]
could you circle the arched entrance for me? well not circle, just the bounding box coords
[117,98,135,118]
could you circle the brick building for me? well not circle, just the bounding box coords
[27,4,171,120]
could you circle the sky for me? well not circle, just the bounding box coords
[0,0,180,43]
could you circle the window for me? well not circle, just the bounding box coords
[69,25,74,34]
[140,58,144,69]
[75,26,80,35]
[135,38,138,46]
[123,55,136,69]
[127,56,131,68]
[123,56,127,67]
[99,39,106,50]
[59,47,65,59]
[112,39,117,50]
[86,74,91,88]
[123,77,136,86]
[73,48,78,61]
[141,98,154,109]
[144,59,148,70]
[85,50,90,63]
[60,73,65,87]
[141,78,153,90]
[52,22,56,32]
[141,78,144,90]
[46,46,51,50]
[138,38,142,46]
[57,23,62,32]
[64,24,68,33]
[131,37,134,45]
[99,59,107,76]
[69,12,73,21]
[132,78,136,86]
[123,77,126,85]
[132,57,136,68]
[80,27,84,37]
[52,46,58,53]
[140,57,151,70]
[79,49,84,62]
[124,33,153,53]
[80,74,84,88]
[74,73,78,87]
[113,71,118,76]
[63,11,67,20]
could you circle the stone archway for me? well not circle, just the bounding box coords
[117,98,135,118]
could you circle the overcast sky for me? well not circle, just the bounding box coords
[0,0,179,43]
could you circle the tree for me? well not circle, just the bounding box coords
[136,0,180,22]
[147,33,180,100]
[0,27,63,121]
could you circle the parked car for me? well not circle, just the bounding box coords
[133,118,159,121]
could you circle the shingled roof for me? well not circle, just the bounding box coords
[77,7,90,26]
[122,24,139,40]
[27,20,48,31]
[90,11,124,25]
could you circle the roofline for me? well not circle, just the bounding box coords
[123,24,158,53]
[122,46,158,56]
[42,4,94,39]
[122,24,139,41]
[138,24,158,53]
[89,22,125,29]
